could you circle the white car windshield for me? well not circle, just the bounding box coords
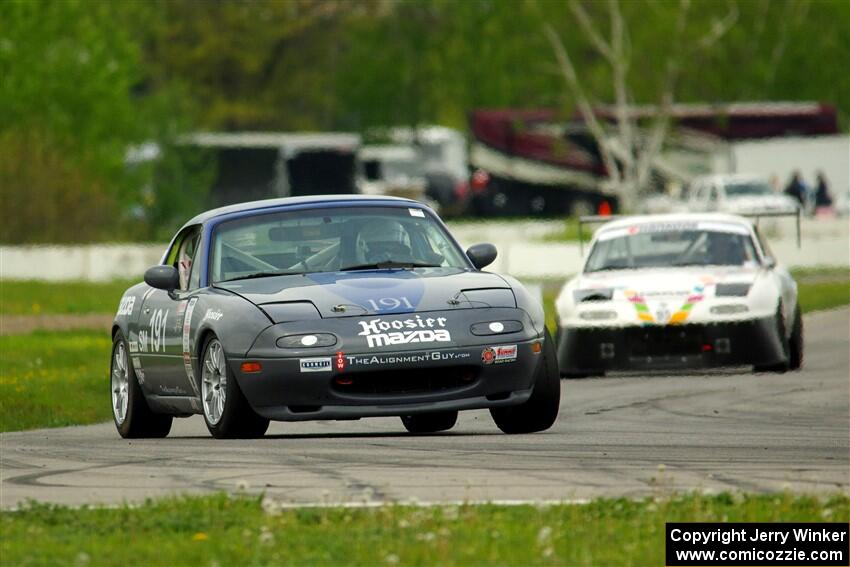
[725,181,773,197]
[586,223,759,272]
[210,206,469,283]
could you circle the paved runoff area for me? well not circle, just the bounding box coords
[1,308,848,509]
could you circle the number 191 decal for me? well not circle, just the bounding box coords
[366,297,414,311]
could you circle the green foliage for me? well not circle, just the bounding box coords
[0,279,136,315]
[0,331,112,432]
[1,492,846,566]
[1,0,848,243]
[0,129,118,243]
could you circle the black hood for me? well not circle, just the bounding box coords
[215,267,513,318]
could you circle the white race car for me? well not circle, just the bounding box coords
[555,213,803,375]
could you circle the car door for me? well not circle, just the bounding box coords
[136,226,203,398]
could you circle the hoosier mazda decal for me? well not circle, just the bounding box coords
[357,316,451,348]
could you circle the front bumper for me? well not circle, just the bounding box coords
[557,315,785,373]
[231,308,544,421]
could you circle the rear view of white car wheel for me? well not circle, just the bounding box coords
[111,331,172,438]
[490,330,561,434]
[201,336,269,439]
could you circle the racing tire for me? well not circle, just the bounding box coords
[788,304,804,371]
[754,305,790,374]
[400,411,458,434]
[201,336,270,439]
[490,329,561,434]
[111,331,173,439]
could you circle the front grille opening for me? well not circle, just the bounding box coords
[288,405,322,413]
[486,391,511,401]
[628,326,704,358]
[332,366,479,396]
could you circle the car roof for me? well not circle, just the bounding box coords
[184,195,423,227]
[593,213,754,236]
[691,173,769,185]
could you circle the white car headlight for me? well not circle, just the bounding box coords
[710,304,749,315]
[579,310,618,321]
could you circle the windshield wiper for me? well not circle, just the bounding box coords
[219,270,297,283]
[340,261,441,271]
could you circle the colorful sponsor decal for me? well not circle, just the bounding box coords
[131,356,145,383]
[345,351,471,367]
[203,308,224,321]
[116,296,136,317]
[668,284,705,325]
[300,357,332,373]
[481,345,518,365]
[335,351,346,371]
[357,316,450,348]
[182,298,200,396]
[625,290,655,324]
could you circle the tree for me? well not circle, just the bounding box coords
[543,0,738,212]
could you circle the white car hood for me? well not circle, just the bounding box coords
[561,266,774,326]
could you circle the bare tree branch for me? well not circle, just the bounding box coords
[568,0,615,62]
[766,0,807,85]
[697,1,739,51]
[634,0,691,192]
[543,23,622,188]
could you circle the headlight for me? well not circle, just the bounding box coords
[470,320,523,336]
[715,283,751,297]
[573,288,614,302]
[276,333,337,348]
[710,304,749,315]
[579,310,617,320]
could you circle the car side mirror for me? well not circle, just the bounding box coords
[763,257,777,269]
[144,265,179,294]
[466,243,497,270]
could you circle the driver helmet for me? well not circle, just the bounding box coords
[356,219,410,262]
[707,232,743,265]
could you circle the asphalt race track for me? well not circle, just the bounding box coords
[2,308,848,509]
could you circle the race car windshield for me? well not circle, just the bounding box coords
[210,207,469,283]
[585,227,759,272]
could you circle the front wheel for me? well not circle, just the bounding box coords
[754,306,790,373]
[201,336,269,439]
[111,331,172,438]
[401,411,457,434]
[788,304,804,370]
[490,330,561,434]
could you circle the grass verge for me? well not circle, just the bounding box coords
[1,492,846,566]
[0,279,136,315]
[538,218,582,242]
[0,330,111,432]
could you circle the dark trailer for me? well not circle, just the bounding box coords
[183,132,362,206]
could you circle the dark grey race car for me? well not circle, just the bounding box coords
[110,195,560,438]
